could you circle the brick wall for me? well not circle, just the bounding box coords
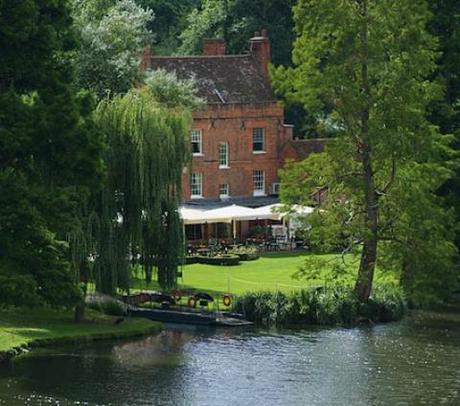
[182,101,291,201]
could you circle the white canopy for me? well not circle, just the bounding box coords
[250,203,283,220]
[197,204,250,223]
[179,207,208,225]
[179,203,315,225]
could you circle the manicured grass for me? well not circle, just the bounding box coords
[0,307,161,355]
[132,251,397,296]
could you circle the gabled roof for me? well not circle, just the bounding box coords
[150,55,275,104]
[285,139,329,161]
[293,139,327,157]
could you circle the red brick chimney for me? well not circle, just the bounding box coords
[139,46,151,72]
[202,38,226,55]
[249,29,271,79]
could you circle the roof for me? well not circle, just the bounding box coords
[182,195,280,209]
[149,55,275,104]
[288,138,329,160]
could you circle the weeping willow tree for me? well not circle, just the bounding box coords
[90,84,193,293]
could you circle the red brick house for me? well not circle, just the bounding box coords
[149,31,326,240]
[150,30,296,205]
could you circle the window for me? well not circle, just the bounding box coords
[253,170,265,196]
[185,224,203,241]
[191,129,202,155]
[219,183,229,198]
[219,142,229,168]
[252,128,265,152]
[190,173,202,198]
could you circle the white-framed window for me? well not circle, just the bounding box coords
[253,170,265,196]
[252,128,265,152]
[191,129,202,155]
[190,173,203,198]
[219,183,229,198]
[219,142,229,168]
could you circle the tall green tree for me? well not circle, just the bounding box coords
[429,1,460,249]
[136,0,200,55]
[178,0,295,67]
[275,0,456,301]
[0,0,103,307]
[72,0,153,98]
[87,71,201,294]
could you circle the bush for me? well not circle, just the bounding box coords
[234,284,406,327]
[88,300,126,316]
[185,255,240,266]
[229,246,260,261]
[0,273,42,307]
[101,300,126,316]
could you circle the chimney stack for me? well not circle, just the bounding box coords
[249,29,271,79]
[202,38,226,56]
[139,46,152,72]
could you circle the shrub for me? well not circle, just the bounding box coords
[229,246,260,261]
[185,255,240,266]
[0,273,42,307]
[88,300,126,316]
[101,300,126,316]
[234,284,405,327]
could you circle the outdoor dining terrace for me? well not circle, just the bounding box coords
[180,203,314,249]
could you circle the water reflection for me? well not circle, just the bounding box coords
[0,307,459,406]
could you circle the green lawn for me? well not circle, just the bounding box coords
[132,252,397,296]
[0,308,161,354]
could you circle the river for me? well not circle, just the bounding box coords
[0,305,459,405]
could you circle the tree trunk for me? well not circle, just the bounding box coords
[354,0,378,302]
[74,303,86,323]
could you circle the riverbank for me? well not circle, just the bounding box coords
[0,307,162,364]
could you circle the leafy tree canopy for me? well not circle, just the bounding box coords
[135,0,200,55]
[178,0,296,67]
[429,1,460,249]
[0,0,104,307]
[72,0,154,98]
[276,0,458,303]
[77,71,200,294]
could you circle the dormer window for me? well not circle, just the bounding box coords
[252,128,265,153]
[191,129,202,155]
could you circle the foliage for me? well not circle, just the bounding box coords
[135,0,199,55]
[145,69,204,109]
[72,0,153,97]
[234,284,406,327]
[274,0,457,302]
[428,1,460,250]
[90,300,126,316]
[86,83,193,293]
[178,0,295,66]
[0,0,104,308]
[186,255,240,266]
[229,246,260,261]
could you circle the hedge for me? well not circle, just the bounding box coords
[185,255,240,266]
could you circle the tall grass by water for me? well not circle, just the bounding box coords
[234,284,406,327]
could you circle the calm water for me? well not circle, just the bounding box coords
[1,306,459,406]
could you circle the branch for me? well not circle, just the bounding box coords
[341,238,363,266]
[376,157,396,197]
